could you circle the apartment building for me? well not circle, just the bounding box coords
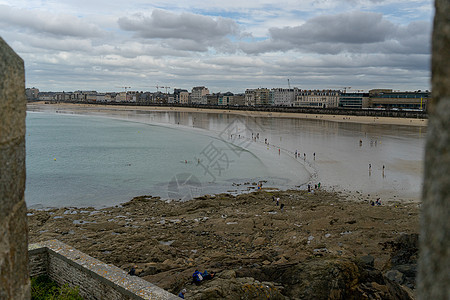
[218,92,234,106]
[25,87,40,100]
[245,88,271,106]
[271,88,299,106]
[191,86,209,104]
[295,90,340,108]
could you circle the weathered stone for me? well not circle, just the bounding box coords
[385,269,405,285]
[359,255,375,268]
[0,37,29,299]
[418,1,450,299]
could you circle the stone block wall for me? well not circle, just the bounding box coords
[29,240,178,300]
[0,37,29,299]
[418,0,450,299]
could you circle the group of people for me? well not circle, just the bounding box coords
[370,198,382,206]
[307,183,321,193]
[272,196,285,211]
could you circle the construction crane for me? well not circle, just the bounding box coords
[163,86,170,94]
[154,85,171,94]
[116,86,131,93]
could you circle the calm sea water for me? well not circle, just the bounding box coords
[26,112,309,208]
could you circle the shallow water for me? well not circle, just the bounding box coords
[26,111,309,208]
[26,106,426,208]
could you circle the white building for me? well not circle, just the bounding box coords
[271,88,299,106]
[295,90,340,108]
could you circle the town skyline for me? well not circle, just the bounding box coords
[1,0,433,93]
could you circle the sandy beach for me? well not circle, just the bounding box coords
[28,102,428,127]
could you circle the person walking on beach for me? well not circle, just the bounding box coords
[313,152,316,160]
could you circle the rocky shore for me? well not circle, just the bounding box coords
[28,189,419,299]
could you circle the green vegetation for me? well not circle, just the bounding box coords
[31,275,83,300]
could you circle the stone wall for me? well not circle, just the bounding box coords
[418,0,450,299]
[0,37,30,299]
[29,240,178,300]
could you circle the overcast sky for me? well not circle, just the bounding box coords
[0,0,433,93]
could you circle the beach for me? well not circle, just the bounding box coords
[27,102,423,298]
[27,102,427,205]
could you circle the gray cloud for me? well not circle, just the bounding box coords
[118,9,240,52]
[240,11,431,56]
[0,5,105,38]
[270,11,394,44]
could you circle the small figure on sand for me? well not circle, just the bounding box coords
[307,184,311,192]
[313,152,316,160]
[280,203,285,211]
[276,198,280,206]
[359,140,362,147]
[376,198,381,206]
[318,182,321,189]
[279,148,281,155]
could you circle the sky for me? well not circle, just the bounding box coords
[0,0,433,93]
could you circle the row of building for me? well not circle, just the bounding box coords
[26,86,430,110]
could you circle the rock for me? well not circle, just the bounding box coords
[252,237,266,246]
[359,255,375,268]
[218,270,236,279]
[385,269,405,284]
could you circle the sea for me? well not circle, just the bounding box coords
[25,107,427,208]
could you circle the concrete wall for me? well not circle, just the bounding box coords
[77,101,428,119]
[418,1,450,299]
[29,240,178,300]
[0,38,30,299]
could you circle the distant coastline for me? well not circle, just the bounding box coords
[28,102,428,127]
